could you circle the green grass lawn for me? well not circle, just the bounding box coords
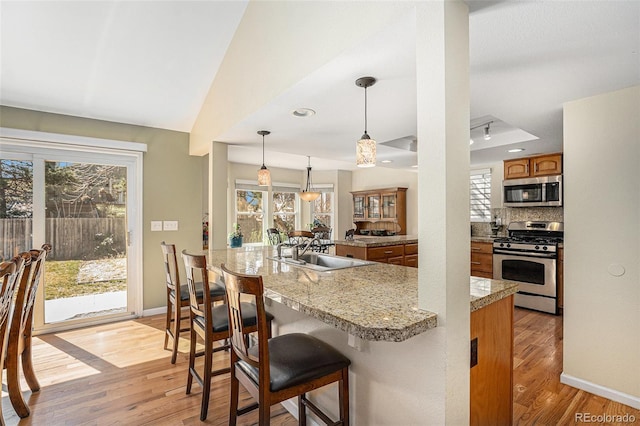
[45,260,126,300]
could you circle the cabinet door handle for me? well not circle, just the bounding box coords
[535,162,538,172]
[471,261,482,265]
[471,247,482,251]
[525,163,529,174]
[384,250,393,254]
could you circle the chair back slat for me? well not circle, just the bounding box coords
[17,244,51,334]
[160,242,180,292]
[220,264,268,370]
[1,256,25,343]
[181,251,209,323]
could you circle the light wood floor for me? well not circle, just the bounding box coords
[2,309,638,425]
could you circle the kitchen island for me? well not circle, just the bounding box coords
[207,246,517,424]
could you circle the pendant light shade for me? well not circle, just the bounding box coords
[355,76,377,168]
[299,156,321,202]
[257,130,271,186]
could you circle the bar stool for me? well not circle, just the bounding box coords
[160,242,225,364]
[181,251,273,421]
[220,264,351,426]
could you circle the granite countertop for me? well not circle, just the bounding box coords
[208,247,518,342]
[333,234,419,248]
[471,236,498,243]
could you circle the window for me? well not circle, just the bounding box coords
[234,180,300,245]
[235,189,264,244]
[272,190,297,233]
[470,169,491,222]
[312,185,334,229]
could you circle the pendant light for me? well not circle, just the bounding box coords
[355,76,377,168]
[257,130,271,186]
[483,122,492,140]
[299,156,321,202]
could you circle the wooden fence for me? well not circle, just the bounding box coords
[0,218,127,261]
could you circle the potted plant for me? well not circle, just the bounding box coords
[228,223,243,248]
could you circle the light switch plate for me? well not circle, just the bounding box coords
[151,221,163,231]
[163,220,178,231]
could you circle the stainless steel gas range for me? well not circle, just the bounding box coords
[493,221,563,315]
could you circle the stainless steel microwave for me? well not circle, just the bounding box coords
[503,175,562,207]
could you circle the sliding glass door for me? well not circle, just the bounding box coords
[1,134,143,333]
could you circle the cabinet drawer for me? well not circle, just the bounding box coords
[405,243,418,255]
[471,252,493,273]
[388,256,404,266]
[404,254,418,268]
[472,270,493,279]
[471,242,493,254]
[335,245,367,260]
[367,245,404,260]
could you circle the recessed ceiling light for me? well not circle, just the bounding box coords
[507,148,525,153]
[381,159,393,164]
[470,139,474,145]
[292,108,316,117]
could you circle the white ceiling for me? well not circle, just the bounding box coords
[1,1,638,171]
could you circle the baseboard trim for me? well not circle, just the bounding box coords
[142,306,167,317]
[560,373,640,410]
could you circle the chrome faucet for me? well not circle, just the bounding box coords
[292,238,320,261]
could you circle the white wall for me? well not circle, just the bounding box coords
[562,85,640,408]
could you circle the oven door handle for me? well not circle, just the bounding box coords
[493,249,557,259]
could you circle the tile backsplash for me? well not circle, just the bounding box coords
[471,207,564,237]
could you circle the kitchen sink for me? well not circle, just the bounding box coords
[268,253,375,271]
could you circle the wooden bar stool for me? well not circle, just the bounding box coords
[0,254,27,425]
[160,242,225,364]
[220,264,351,426]
[181,251,273,421]
[5,244,51,418]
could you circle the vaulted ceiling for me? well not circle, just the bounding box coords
[1,1,638,170]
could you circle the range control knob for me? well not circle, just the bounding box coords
[535,245,540,250]
[506,243,511,248]
[543,246,548,251]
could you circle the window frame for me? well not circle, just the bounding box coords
[470,168,492,222]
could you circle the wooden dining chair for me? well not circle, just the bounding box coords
[5,244,51,418]
[181,251,273,421]
[287,230,314,246]
[0,254,27,425]
[220,264,351,426]
[310,227,332,253]
[161,242,226,364]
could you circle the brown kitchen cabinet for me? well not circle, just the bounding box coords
[504,153,563,180]
[470,295,514,425]
[335,241,418,267]
[404,243,419,268]
[351,187,407,235]
[557,247,564,310]
[470,241,493,278]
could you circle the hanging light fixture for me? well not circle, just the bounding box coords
[257,130,271,186]
[484,122,492,140]
[355,76,377,167]
[299,156,321,202]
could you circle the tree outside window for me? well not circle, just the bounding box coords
[273,191,296,234]
[312,192,333,229]
[235,190,264,244]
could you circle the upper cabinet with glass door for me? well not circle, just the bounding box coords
[350,188,407,235]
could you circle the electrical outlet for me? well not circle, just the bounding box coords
[163,220,178,231]
[151,221,163,231]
